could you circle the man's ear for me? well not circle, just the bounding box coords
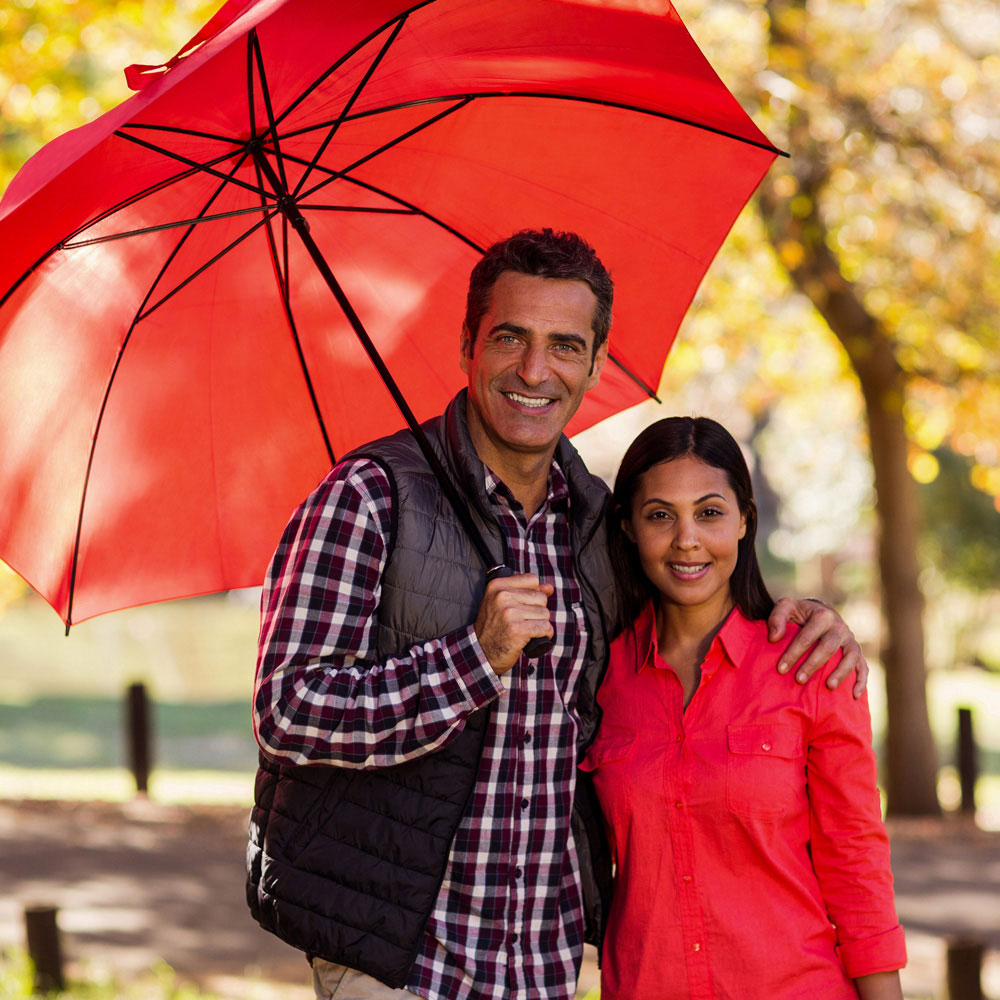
[459,323,473,374]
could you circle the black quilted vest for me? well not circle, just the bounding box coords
[246,391,615,987]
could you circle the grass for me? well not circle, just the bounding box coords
[0,949,217,999]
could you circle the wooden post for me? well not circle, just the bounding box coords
[126,681,151,794]
[947,936,984,1000]
[24,904,65,992]
[957,707,977,816]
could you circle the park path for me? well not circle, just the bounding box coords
[0,798,997,999]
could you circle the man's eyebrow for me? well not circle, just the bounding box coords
[489,322,530,337]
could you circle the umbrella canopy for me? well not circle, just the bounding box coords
[0,0,779,627]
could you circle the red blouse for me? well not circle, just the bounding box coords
[583,603,906,1000]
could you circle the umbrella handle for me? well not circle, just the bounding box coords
[485,564,555,660]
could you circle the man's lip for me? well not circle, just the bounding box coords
[502,390,556,410]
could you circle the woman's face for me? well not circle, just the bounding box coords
[623,455,747,615]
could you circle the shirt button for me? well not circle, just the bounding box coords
[523,731,532,744]
[762,742,772,751]
[511,933,518,944]
[526,664,535,675]
[675,801,683,809]
[692,942,701,952]
[515,867,523,878]
[521,798,529,809]
[682,875,693,883]
[675,734,683,743]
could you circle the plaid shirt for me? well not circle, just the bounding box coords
[254,456,589,1000]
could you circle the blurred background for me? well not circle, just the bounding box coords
[1,0,998,997]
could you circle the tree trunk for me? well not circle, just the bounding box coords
[756,96,940,814]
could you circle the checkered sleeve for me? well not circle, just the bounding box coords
[252,458,505,767]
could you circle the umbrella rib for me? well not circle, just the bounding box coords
[608,353,662,402]
[275,0,437,127]
[114,128,274,197]
[251,148,337,467]
[297,205,415,214]
[280,92,788,158]
[293,97,472,205]
[111,121,243,145]
[0,153,243,308]
[63,151,260,628]
[291,13,409,200]
[137,210,280,323]
[249,30,291,195]
[62,204,280,248]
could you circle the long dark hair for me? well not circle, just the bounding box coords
[609,416,774,635]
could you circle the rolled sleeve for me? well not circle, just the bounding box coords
[837,924,908,978]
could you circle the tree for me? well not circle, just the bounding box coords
[671,0,1000,814]
[0,0,223,190]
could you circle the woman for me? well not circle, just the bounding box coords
[583,416,906,1000]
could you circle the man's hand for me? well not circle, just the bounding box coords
[768,598,869,698]
[474,573,554,676]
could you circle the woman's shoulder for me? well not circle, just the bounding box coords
[731,612,845,689]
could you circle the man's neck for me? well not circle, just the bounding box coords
[466,426,556,518]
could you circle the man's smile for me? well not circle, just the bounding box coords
[503,390,555,409]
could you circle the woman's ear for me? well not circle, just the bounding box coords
[621,517,636,544]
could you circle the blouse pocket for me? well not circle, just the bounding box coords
[579,726,636,773]
[725,723,803,819]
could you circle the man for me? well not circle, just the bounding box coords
[247,229,866,1000]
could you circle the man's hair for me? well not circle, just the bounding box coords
[609,416,775,636]
[464,228,614,354]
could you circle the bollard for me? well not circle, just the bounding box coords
[24,904,65,992]
[126,681,152,795]
[947,936,984,1000]
[957,707,977,816]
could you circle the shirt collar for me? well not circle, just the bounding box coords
[630,599,759,673]
[484,460,570,514]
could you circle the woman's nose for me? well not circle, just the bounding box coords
[672,518,700,549]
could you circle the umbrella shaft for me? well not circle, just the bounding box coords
[251,149,501,576]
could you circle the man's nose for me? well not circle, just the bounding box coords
[516,342,549,385]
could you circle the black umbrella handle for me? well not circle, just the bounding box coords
[486,564,555,660]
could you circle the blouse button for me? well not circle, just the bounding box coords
[692,943,702,952]
[762,742,772,751]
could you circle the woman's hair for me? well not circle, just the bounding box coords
[609,416,774,634]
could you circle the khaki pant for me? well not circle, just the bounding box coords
[312,959,421,999]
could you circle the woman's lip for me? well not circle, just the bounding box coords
[668,562,710,580]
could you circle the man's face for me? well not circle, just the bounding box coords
[460,271,608,471]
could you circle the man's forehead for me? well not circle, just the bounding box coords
[483,272,598,336]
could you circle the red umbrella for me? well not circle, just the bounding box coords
[0,0,779,628]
